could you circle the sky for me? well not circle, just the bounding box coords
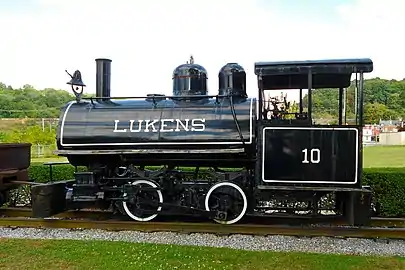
[0,0,403,99]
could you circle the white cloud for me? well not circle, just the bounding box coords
[0,0,403,100]
[335,0,405,80]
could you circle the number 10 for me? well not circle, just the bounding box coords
[302,148,321,164]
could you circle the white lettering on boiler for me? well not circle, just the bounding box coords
[113,119,206,133]
[191,119,205,131]
[129,120,143,132]
[160,119,174,132]
[113,120,127,132]
[175,119,189,131]
[144,120,159,132]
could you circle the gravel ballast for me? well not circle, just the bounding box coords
[0,227,404,256]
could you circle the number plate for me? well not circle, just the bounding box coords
[261,127,359,184]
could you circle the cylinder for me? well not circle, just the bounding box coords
[95,58,112,99]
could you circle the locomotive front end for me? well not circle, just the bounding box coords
[44,56,258,225]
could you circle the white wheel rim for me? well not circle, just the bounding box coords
[115,166,129,177]
[205,182,247,225]
[122,179,163,222]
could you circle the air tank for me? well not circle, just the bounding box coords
[172,56,208,97]
[218,63,247,97]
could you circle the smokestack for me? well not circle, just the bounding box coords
[95,58,112,100]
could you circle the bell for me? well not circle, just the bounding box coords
[66,70,86,87]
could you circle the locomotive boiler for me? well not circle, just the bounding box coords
[32,56,375,226]
[58,58,256,169]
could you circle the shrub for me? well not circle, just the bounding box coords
[363,167,405,217]
[27,164,405,217]
[29,162,86,183]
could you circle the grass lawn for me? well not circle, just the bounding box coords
[31,156,67,164]
[363,145,405,168]
[31,145,405,168]
[0,238,403,270]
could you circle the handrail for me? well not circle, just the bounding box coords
[43,161,77,182]
[82,94,242,100]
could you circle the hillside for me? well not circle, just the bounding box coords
[305,78,405,124]
[0,78,404,124]
[0,82,73,118]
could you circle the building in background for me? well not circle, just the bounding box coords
[363,124,380,143]
[362,119,405,145]
[379,120,403,133]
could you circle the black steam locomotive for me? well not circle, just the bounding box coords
[33,56,374,225]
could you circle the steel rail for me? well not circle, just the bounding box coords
[1,208,404,228]
[0,208,111,220]
[369,217,405,228]
[0,217,404,239]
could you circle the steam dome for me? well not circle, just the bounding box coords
[218,63,247,97]
[172,56,208,97]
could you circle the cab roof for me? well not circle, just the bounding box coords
[254,58,373,90]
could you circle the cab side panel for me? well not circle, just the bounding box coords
[261,127,358,185]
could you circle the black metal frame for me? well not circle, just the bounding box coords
[254,58,373,186]
[43,161,78,182]
[255,58,373,125]
[251,58,374,225]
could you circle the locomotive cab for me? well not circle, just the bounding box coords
[254,58,374,226]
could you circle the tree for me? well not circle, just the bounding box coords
[303,78,405,124]
[0,82,75,118]
[1,125,56,145]
[0,77,404,124]
[363,103,397,124]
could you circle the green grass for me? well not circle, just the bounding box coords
[363,145,405,168]
[0,238,403,270]
[31,145,405,168]
[31,156,67,164]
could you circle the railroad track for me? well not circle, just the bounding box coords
[0,217,404,240]
[1,207,404,227]
[0,207,112,220]
[0,207,404,240]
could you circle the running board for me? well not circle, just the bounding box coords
[55,148,245,155]
[257,185,371,192]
